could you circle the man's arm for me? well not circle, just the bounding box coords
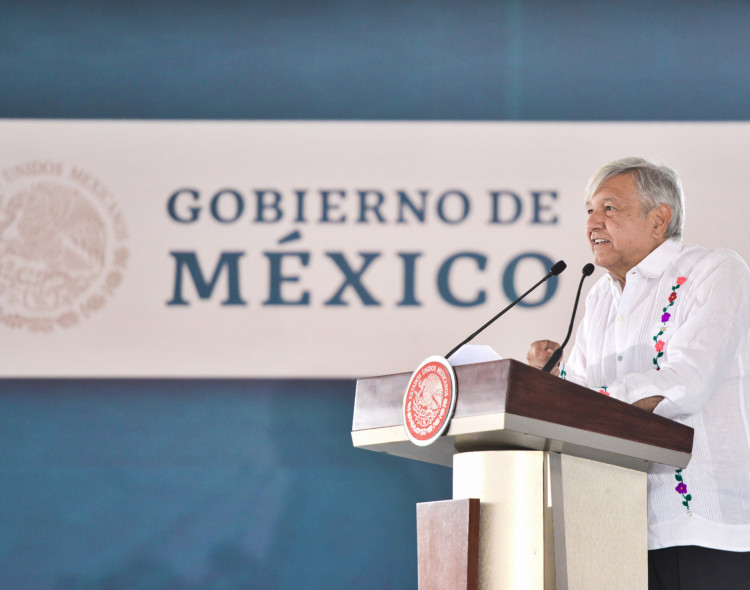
[632,395,664,413]
[610,253,750,419]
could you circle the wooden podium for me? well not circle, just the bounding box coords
[351,359,694,590]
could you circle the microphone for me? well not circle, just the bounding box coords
[445,260,567,359]
[541,263,595,373]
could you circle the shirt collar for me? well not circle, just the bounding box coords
[605,238,683,292]
[631,238,683,279]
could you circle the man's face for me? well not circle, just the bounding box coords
[585,172,665,285]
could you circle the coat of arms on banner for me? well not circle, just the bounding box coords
[403,355,457,446]
[0,161,129,332]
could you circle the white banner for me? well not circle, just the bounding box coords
[1,120,748,377]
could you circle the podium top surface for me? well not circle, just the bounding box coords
[351,359,694,470]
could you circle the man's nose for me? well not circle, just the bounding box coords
[586,210,603,232]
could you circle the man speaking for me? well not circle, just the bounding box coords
[527,157,750,589]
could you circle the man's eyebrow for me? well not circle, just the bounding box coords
[586,196,616,207]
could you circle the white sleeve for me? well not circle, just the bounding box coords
[609,252,750,419]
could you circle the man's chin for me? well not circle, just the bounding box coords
[591,255,612,272]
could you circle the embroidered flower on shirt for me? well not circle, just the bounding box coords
[655,278,694,515]
[675,469,692,513]
[652,277,687,371]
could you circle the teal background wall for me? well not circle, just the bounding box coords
[2,1,749,588]
[0,380,442,589]
[3,1,750,121]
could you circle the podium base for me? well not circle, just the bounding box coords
[452,450,647,590]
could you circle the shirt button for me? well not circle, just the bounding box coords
[618,316,624,322]
[617,355,623,361]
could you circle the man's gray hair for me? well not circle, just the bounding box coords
[585,157,685,239]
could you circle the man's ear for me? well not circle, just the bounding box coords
[652,204,673,238]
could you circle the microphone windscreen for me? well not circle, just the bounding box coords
[550,260,567,276]
[582,263,595,276]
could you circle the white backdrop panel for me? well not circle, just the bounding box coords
[0,121,747,377]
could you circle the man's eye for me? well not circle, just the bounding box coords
[586,209,593,215]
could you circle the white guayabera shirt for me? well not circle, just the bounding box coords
[564,238,750,551]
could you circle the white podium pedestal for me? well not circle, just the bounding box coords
[453,450,647,590]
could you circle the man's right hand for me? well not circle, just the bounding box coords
[526,339,562,375]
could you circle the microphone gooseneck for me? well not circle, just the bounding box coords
[541,262,595,373]
[444,260,567,360]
